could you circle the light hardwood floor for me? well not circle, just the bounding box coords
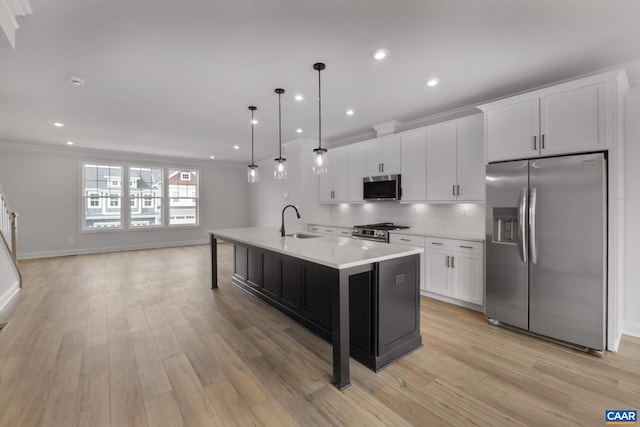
[0,243,638,426]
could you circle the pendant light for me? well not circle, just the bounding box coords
[247,106,258,183]
[312,62,328,174]
[274,88,287,180]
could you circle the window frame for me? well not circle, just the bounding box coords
[80,161,200,232]
[81,162,124,231]
[168,168,200,227]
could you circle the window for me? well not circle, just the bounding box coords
[129,166,163,228]
[82,163,198,231]
[82,163,123,230]
[169,169,199,225]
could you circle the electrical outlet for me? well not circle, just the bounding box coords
[462,209,470,218]
[67,238,74,245]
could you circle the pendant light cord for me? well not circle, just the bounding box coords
[251,109,255,165]
[318,67,322,150]
[278,91,282,158]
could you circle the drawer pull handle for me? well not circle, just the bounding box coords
[459,245,473,249]
[400,238,410,242]
[325,230,332,232]
[431,242,443,245]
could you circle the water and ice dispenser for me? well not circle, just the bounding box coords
[492,207,518,245]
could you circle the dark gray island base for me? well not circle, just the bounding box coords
[209,233,422,390]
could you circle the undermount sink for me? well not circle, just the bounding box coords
[285,233,322,239]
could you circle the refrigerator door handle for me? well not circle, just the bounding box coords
[529,187,538,264]
[518,187,528,263]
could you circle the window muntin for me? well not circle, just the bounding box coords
[168,169,199,225]
[82,163,123,230]
[129,166,163,228]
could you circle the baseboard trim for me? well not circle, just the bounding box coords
[420,290,484,313]
[18,239,209,260]
[0,283,20,313]
[622,320,640,338]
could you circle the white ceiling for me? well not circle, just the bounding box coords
[1,0,640,163]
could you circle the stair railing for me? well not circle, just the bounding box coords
[0,183,20,281]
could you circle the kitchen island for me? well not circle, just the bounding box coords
[208,227,423,390]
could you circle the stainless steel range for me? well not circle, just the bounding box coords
[351,222,410,243]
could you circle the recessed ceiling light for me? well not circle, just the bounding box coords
[250,119,258,125]
[371,48,389,60]
[66,141,74,145]
[294,94,304,101]
[69,76,85,86]
[233,145,240,150]
[296,128,303,133]
[210,155,215,159]
[346,109,355,116]
[426,78,440,87]
[52,121,65,127]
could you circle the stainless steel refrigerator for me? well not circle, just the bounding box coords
[485,152,607,351]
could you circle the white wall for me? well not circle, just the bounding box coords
[623,81,640,335]
[248,139,330,231]
[0,142,251,258]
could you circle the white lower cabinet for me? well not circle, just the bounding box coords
[391,233,484,310]
[308,224,352,237]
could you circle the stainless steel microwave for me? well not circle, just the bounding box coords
[363,174,402,201]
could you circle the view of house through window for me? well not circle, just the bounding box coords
[82,163,199,230]
[129,166,163,227]
[83,163,123,229]
[168,169,198,225]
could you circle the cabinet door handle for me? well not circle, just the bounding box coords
[459,245,473,249]
[446,256,450,267]
[542,134,545,149]
[451,256,455,268]
[533,135,537,150]
[457,185,460,196]
[381,163,384,173]
[452,185,456,196]
[431,242,443,245]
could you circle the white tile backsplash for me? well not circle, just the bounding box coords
[329,202,485,234]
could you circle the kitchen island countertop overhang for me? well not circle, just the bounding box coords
[208,227,424,390]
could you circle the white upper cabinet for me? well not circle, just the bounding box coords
[479,69,627,163]
[366,136,401,176]
[540,83,606,156]
[485,98,539,162]
[457,119,485,201]
[426,116,485,202]
[319,148,349,203]
[426,125,457,201]
[348,144,366,202]
[400,132,427,201]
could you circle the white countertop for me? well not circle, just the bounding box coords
[208,227,423,270]
[389,228,485,242]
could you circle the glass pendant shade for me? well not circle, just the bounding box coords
[312,62,328,174]
[312,147,328,174]
[247,164,259,183]
[274,158,287,179]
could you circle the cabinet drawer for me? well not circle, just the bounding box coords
[425,237,482,253]
[308,225,322,233]
[334,227,354,237]
[390,234,425,247]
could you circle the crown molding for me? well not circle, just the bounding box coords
[0,140,246,169]
[1,0,32,48]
